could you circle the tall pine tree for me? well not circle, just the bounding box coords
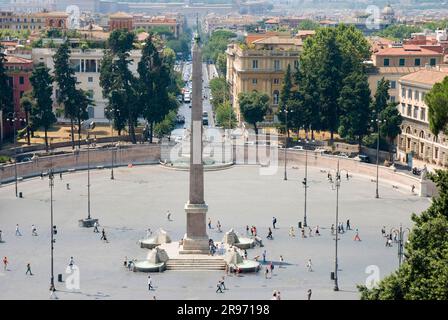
[30,63,56,152]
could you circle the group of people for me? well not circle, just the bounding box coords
[208,218,222,232]
[382,226,398,247]
[247,225,258,237]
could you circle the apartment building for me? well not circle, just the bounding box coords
[32,48,142,121]
[226,34,303,123]
[0,10,68,31]
[367,43,444,101]
[0,54,33,142]
[397,67,448,168]
[133,15,183,38]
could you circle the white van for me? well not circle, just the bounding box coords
[184,92,191,103]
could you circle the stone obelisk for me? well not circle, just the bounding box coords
[181,31,209,254]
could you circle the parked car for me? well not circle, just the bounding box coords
[314,148,326,153]
[337,152,349,158]
[176,115,185,124]
[356,154,370,163]
[288,146,304,151]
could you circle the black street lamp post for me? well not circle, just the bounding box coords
[6,112,25,198]
[78,123,99,227]
[334,159,341,291]
[283,108,293,181]
[372,118,386,199]
[49,169,55,290]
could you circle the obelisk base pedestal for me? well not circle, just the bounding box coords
[180,203,210,254]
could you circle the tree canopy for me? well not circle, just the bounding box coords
[426,76,448,136]
[359,170,448,300]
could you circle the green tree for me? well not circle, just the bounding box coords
[153,110,177,139]
[337,69,372,147]
[216,52,227,75]
[426,76,448,136]
[238,91,269,135]
[100,29,139,143]
[209,77,229,110]
[278,64,294,137]
[215,101,237,129]
[53,41,78,149]
[372,78,391,115]
[0,45,13,132]
[202,30,236,63]
[19,91,34,145]
[29,63,56,152]
[379,103,402,160]
[375,24,423,41]
[297,19,320,30]
[137,36,173,143]
[73,89,92,148]
[359,170,448,300]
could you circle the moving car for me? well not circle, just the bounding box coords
[183,92,191,103]
[176,115,185,124]
[288,146,304,151]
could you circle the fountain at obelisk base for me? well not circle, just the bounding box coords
[132,29,259,272]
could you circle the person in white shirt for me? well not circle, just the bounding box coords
[15,224,22,236]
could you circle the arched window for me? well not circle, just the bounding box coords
[419,130,424,139]
[273,90,279,105]
[405,126,411,134]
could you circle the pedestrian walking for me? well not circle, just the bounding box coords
[147,275,153,291]
[216,221,222,232]
[315,226,320,236]
[68,257,74,270]
[66,183,70,190]
[267,227,273,240]
[15,224,22,236]
[208,218,212,229]
[262,250,266,263]
[253,226,257,236]
[250,226,254,236]
[265,267,269,279]
[25,263,33,275]
[301,228,306,238]
[272,217,277,229]
[31,224,38,236]
[216,280,223,293]
[146,228,152,238]
[166,210,172,221]
[269,261,274,275]
[93,221,99,233]
[3,256,8,271]
[40,172,44,179]
[307,289,312,300]
[381,226,386,237]
[306,259,313,272]
[59,172,63,180]
[0,229,3,242]
[308,227,312,237]
[220,276,226,290]
[411,184,415,193]
[246,225,249,235]
[279,255,284,268]
[289,226,295,237]
[100,228,108,243]
[330,224,335,235]
[276,291,281,300]
[346,219,351,230]
[271,290,277,300]
[123,256,128,268]
[354,229,361,241]
[340,222,344,233]
[49,285,58,300]
[244,249,248,260]
[346,172,349,180]
[386,236,392,247]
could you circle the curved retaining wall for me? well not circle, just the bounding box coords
[0,144,160,184]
